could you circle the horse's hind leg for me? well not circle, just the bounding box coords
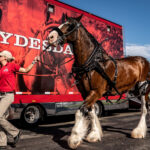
[131,81,148,138]
[86,106,103,142]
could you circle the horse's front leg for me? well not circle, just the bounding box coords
[131,81,148,138]
[86,106,103,142]
[68,90,102,149]
[67,108,90,149]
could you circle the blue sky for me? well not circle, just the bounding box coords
[59,0,150,60]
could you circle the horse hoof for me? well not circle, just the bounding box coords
[68,136,82,149]
[86,137,99,143]
[131,128,146,139]
[86,131,101,143]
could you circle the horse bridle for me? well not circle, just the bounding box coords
[50,22,81,45]
[61,22,81,37]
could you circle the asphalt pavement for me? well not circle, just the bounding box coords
[7,109,150,150]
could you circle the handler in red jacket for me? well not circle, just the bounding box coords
[0,50,39,149]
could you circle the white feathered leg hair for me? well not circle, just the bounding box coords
[68,109,90,149]
[131,81,148,138]
[86,106,103,142]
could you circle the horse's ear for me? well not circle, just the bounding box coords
[62,13,66,22]
[65,13,69,20]
[76,14,83,22]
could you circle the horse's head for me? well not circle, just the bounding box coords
[58,14,83,40]
[48,14,83,46]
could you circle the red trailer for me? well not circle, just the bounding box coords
[0,0,128,126]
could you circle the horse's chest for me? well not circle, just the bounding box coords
[82,71,106,91]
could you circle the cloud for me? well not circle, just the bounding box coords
[125,44,150,60]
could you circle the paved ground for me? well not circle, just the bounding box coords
[7,109,150,150]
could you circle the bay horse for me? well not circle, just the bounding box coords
[48,15,150,149]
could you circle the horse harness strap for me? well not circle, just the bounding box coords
[72,44,121,102]
[94,60,121,99]
[63,23,81,37]
[52,23,121,102]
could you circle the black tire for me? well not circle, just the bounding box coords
[21,105,44,127]
[94,101,104,117]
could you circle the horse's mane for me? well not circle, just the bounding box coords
[80,22,99,46]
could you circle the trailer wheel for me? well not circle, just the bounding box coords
[21,105,44,127]
[94,101,103,117]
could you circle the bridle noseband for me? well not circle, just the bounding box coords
[50,22,81,45]
[62,22,81,37]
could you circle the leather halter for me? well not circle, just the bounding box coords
[63,22,81,37]
[51,22,81,45]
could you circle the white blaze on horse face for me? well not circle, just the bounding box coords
[48,30,58,45]
[58,21,69,30]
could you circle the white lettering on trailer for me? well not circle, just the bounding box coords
[53,45,63,53]
[14,34,28,47]
[43,42,73,55]
[0,30,73,55]
[42,40,48,50]
[0,31,13,44]
[64,44,73,55]
[29,37,40,49]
